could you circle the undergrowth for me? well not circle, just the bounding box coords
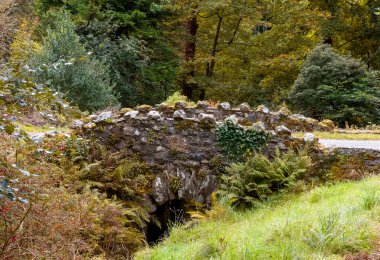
[136,176,380,260]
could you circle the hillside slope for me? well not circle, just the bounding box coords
[137,176,380,260]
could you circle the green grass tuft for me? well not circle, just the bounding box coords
[136,176,380,260]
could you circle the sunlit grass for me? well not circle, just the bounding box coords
[16,124,70,133]
[293,131,380,140]
[136,176,380,260]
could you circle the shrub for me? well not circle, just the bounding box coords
[289,44,380,126]
[218,149,311,209]
[29,10,117,111]
[164,91,195,106]
[216,120,269,162]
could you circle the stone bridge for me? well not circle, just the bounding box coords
[81,101,332,206]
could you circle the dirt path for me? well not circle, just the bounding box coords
[319,139,380,151]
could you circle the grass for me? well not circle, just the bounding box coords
[16,124,70,133]
[293,131,380,140]
[136,176,380,260]
[163,91,195,107]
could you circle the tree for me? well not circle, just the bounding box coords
[289,44,380,126]
[29,10,117,111]
[33,0,178,107]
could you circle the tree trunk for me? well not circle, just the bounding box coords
[182,13,198,100]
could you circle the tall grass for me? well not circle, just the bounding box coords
[136,176,380,260]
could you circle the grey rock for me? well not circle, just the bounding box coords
[196,101,209,109]
[224,114,238,125]
[123,126,140,136]
[147,110,161,120]
[152,176,169,205]
[275,125,291,136]
[83,122,96,129]
[256,105,270,114]
[71,120,84,129]
[249,121,266,131]
[124,110,139,119]
[173,110,186,120]
[94,111,113,123]
[198,113,216,125]
[304,133,316,142]
[239,102,250,112]
[175,101,187,109]
[218,102,231,110]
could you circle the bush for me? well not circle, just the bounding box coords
[29,10,117,111]
[218,149,311,209]
[163,91,195,106]
[289,44,380,126]
[216,120,269,162]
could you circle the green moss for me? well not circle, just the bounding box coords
[169,176,183,193]
[175,119,196,130]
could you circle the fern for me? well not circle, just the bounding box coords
[218,149,311,209]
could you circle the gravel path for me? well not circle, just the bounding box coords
[319,139,380,151]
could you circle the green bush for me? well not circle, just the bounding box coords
[218,149,311,209]
[289,44,380,126]
[29,10,117,111]
[216,121,269,162]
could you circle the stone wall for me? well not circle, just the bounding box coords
[80,102,326,207]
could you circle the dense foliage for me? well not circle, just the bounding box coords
[218,149,311,209]
[216,120,269,162]
[290,45,380,126]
